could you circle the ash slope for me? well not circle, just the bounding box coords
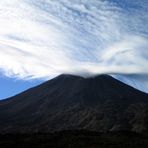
[0,74,148,133]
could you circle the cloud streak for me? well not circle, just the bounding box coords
[0,0,148,92]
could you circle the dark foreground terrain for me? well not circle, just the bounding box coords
[0,130,148,148]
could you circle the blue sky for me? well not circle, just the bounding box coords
[0,0,148,99]
[0,74,42,99]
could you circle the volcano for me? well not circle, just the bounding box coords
[0,74,148,133]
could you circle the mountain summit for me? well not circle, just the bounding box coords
[0,74,148,133]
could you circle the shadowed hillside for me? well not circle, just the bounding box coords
[0,74,148,134]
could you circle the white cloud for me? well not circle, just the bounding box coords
[0,0,147,92]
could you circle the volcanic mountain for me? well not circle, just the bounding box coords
[0,74,148,133]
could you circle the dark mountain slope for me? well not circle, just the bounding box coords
[0,74,148,133]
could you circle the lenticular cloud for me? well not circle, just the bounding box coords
[0,0,148,92]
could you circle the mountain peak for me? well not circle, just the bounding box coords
[88,74,113,80]
[57,73,111,79]
[57,73,84,79]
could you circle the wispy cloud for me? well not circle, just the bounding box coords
[0,0,147,92]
